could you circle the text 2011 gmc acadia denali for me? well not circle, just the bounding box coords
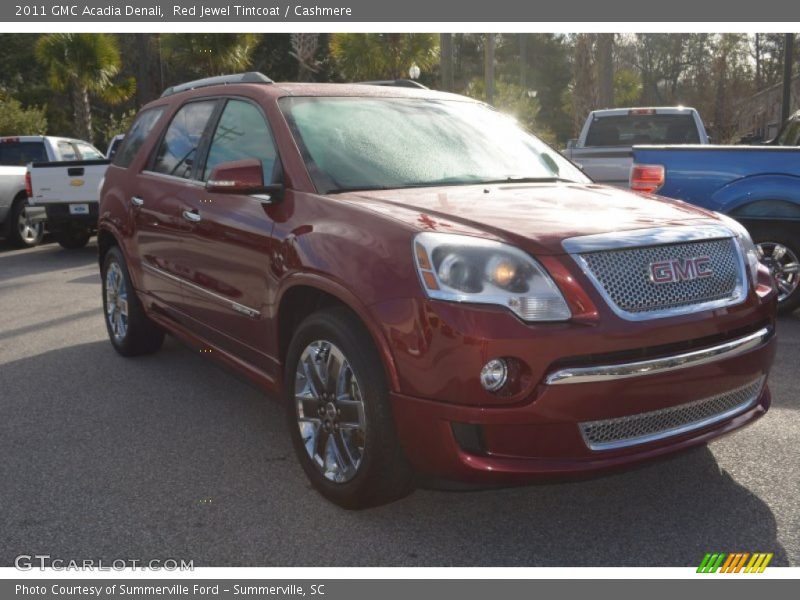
[98,73,777,508]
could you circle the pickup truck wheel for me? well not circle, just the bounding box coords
[102,246,165,356]
[755,236,800,314]
[285,308,414,508]
[8,197,43,248]
[56,228,91,249]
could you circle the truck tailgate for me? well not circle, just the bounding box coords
[565,147,632,187]
[28,160,110,205]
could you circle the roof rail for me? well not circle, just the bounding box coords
[359,79,429,89]
[161,72,274,97]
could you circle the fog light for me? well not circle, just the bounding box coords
[480,358,508,392]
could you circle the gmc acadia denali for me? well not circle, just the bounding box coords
[98,73,778,508]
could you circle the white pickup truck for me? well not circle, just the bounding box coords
[27,143,109,249]
[1,135,105,248]
[563,107,709,186]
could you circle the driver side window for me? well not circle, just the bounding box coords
[203,99,279,183]
[152,100,217,179]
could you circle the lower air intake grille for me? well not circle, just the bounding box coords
[579,376,765,451]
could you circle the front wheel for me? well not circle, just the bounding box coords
[755,236,800,314]
[284,307,414,509]
[101,246,165,356]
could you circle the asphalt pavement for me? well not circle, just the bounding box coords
[1,240,798,567]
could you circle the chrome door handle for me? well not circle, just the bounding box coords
[182,209,201,223]
[131,196,144,207]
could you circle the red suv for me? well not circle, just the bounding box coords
[99,72,777,508]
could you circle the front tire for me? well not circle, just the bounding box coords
[754,234,800,314]
[284,307,414,508]
[101,246,164,356]
[8,197,43,248]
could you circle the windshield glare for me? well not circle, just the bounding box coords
[279,97,589,193]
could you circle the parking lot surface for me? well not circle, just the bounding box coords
[1,240,798,567]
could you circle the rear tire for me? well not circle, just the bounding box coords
[101,246,164,356]
[284,307,415,508]
[8,196,43,248]
[753,233,800,315]
[56,227,91,249]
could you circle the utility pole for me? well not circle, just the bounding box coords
[781,33,795,124]
[440,33,454,92]
[485,34,495,105]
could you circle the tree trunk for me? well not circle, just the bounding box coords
[519,34,527,89]
[596,33,614,108]
[573,34,596,135]
[485,33,495,105]
[72,83,92,143]
[136,33,152,107]
[440,33,454,91]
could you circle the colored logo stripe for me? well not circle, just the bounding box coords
[697,552,773,573]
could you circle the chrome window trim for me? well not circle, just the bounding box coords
[545,326,772,385]
[579,376,765,451]
[562,224,749,321]
[141,263,260,318]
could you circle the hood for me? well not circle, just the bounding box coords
[335,182,718,254]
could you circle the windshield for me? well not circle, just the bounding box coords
[584,114,701,147]
[279,97,589,193]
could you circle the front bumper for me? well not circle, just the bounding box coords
[390,326,776,484]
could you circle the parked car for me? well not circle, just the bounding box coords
[106,134,125,160]
[564,107,709,186]
[0,135,104,248]
[631,145,800,312]
[99,73,777,508]
[27,150,109,249]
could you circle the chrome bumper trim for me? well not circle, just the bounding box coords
[545,326,772,385]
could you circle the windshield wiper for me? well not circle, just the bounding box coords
[326,185,391,194]
[477,176,575,185]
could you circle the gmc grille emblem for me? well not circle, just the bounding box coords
[649,256,713,284]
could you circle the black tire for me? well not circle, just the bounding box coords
[284,307,415,509]
[752,233,800,315]
[7,196,44,248]
[101,246,165,356]
[56,228,91,249]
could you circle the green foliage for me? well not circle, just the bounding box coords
[0,97,47,136]
[161,33,259,79]
[102,109,137,143]
[329,33,439,81]
[35,33,133,103]
[614,68,642,107]
[462,77,554,141]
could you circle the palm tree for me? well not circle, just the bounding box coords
[35,33,134,142]
[161,33,259,79]
[329,34,439,81]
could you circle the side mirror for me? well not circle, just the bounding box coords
[566,139,577,149]
[206,159,284,201]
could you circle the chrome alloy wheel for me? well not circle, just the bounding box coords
[757,242,800,303]
[294,340,367,483]
[17,204,42,244]
[105,262,129,342]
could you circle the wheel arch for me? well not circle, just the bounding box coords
[275,275,400,392]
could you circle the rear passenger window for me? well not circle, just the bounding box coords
[113,107,164,168]
[58,141,78,160]
[203,100,278,182]
[151,100,217,179]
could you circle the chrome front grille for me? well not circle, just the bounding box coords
[578,237,744,317]
[579,376,765,451]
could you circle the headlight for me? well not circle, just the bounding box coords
[413,232,571,321]
[715,213,759,287]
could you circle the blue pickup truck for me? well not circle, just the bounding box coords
[631,145,800,313]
